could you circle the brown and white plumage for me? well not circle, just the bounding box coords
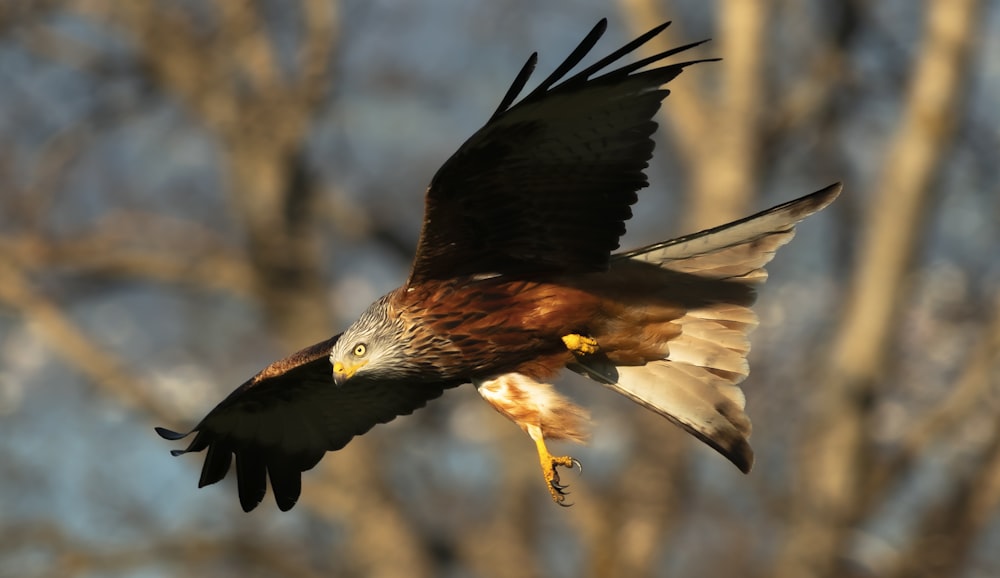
[159,18,840,511]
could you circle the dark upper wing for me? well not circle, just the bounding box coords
[406,19,715,286]
[156,334,455,512]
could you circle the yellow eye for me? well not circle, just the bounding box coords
[353,343,367,357]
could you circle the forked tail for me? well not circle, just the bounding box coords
[570,183,841,472]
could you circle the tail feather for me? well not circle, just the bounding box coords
[616,183,841,275]
[669,306,756,385]
[632,228,795,283]
[574,184,841,473]
[687,304,758,332]
[665,330,750,377]
[571,358,754,472]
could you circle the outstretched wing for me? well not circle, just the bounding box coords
[406,19,716,285]
[156,334,454,512]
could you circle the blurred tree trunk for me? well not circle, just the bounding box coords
[618,0,767,230]
[773,0,982,576]
[688,0,766,229]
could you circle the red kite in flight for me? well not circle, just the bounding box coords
[158,19,840,511]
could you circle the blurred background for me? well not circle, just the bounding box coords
[1,0,997,577]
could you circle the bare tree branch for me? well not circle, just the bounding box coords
[0,254,177,423]
[0,235,253,297]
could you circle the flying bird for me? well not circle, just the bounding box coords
[158,18,840,511]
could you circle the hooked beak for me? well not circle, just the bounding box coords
[332,360,364,386]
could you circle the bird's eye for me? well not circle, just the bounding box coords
[353,343,367,357]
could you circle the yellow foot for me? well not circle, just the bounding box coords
[527,425,583,506]
[542,453,582,505]
[562,333,599,356]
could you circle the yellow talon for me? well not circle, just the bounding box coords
[527,425,582,505]
[562,333,599,356]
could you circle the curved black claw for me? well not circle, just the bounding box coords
[549,480,574,507]
[547,457,584,507]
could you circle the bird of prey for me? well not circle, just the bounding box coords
[158,18,840,511]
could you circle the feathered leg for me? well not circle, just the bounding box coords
[474,373,589,504]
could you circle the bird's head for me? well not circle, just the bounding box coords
[329,296,405,386]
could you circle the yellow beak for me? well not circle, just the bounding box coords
[332,360,365,386]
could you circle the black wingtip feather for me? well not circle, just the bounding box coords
[600,44,717,81]
[155,427,190,441]
[236,450,268,512]
[488,19,709,126]
[488,53,538,124]
[523,18,609,101]
[198,442,234,488]
[267,456,303,512]
[567,20,673,82]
